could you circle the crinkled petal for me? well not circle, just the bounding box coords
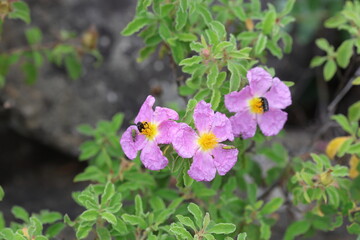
[153,106,179,123]
[120,125,147,160]
[211,112,234,142]
[156,120,179,144]
[172,123,198,158]
[264,77,292,109]
[134,95,155,123]
[247,67,272,96]
[212,144,239,176]
[140,141,168,170]
[258,109,287,136]
[188,150,216,182]
[230,111,257,139]
[224,86,252,113]
[194,100,214,133]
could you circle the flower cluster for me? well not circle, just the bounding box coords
[120,67,291,181]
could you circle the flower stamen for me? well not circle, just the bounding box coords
[198,132,218,151]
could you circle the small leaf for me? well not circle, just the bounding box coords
[96,227,111,240]
[101,182,115,205]
[207,223,236,234]
[26,27,42,45]
[331,114,352,134]
[0,186,4,201]
[101,212,117,225]
[237,233,247,240]
[11,206,29,223]
[284,220,311,240]
[316,38,331,52]
[336,40,353,68]
[254,34,268,55]
[207,64,219,89]
[64,54,82,80]
[122,214,147,229]
[310,56,326,68]
[8,1,31,24]
[210,89,221,110]
[228,61,241,92]
[46,223,65,238]
[198,4,212,23]
[177,33,197,42]
[170,224,193,239]
[175,9,187,31]
[260,197,283,215]
[180,56,202,66]
[348,101,360,122]
[323,60,336,81]
[121,17,151,36]
[76,223,93,239]
[80,209,99,222]
[262,9,276,35]
[135,194,144,216]
[187,203,203,229]
[176,215,196,231]
[352,76,360,85]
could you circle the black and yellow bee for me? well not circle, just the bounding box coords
[136,121,149,133]
[259,97,269,112]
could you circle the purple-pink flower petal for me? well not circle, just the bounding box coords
[140,141,168,170]
[194,100,214,133]
[153,106,179,123]
[172,123,198,158]
[264,77,292,109]
[120,125,147,160]
[212,144,238,175]
[258,109,287,136]
[156,120,179,144]
[211,112,234,142]
[247,67,272,96]
[224,86,252,113]
[188,150,216,182]
[230,111,257,139]
[134,95,155,123]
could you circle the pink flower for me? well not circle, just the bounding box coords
[172,101,238,182]
[120,95,179,170]
[225,67,291,139]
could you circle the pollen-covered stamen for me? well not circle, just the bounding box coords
[198,132,218,151]
[249,97,269,114]
[136,121,158,140]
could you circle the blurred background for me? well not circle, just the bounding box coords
[0,0,359,238]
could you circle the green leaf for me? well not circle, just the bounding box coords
[9,1,31,24]
[179,85,196,96]
[316,38,331,52]
[80,209,99,222]
[233,6,246,21]
[177,33,197,42]
[210,89,221,110]
[101,182,115,205]
[101,212,117,225]
[262,9,276,35]
[28,217,42,237]
[207,223,236,234]
[74,166,105,183]
[76,223,93,239]
[336,40,353,68]
[353,76,360,85]
[190,42,204,52]
[331,114,352,134]
[64,54,82,80]
[0,75,4,88]
[282,32,293,54]
[348,142,360,154]
[324,14,346,28]
[179,0,188,12]
[188,203,203,229]
[180,56,202,66]
[11,206,29,223]
[254,34,268,55]
[22,62,37,85]
[39,211,62,224]
[326,186,340,208]
[194,88,211,101]
[149,196,165,212]
[283,81,294,87]
[113,218,128,234]
[237,232,247,240]
[323,60,336,81]
[170,224,193,239]
[348,101,360,122]
[204,234,216,240]
[170,42,185,64]
[34,236,47,240]
[0,186,4,201]
[45,223,65,238]
[26,27,42,45]
[175,9,187,31]
[214,71,226,88]
[96,227,111,240]
[284,220,311,240]
[260,197,284,215]
[228,61,241,92]
[121,17,151,36]
[122,214,147,229]
[247,183,257,204]
[266,40,282,59]
[198,4,212,23]
[209,21,226,40]
[202,212,211,229]
[280,0,295,16]
[79,141,100,160]
[135,194,144,216]
[260,222,271,240]
[347,223,360,234]
[176,215,197,231]
[310,56,326,68]
[207,64,219,89]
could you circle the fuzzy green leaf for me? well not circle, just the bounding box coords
[255,34,268,55]
[336,39,353,68]
[284,220,311,240]
[348,101,360,122]
[80,209,99,222]
[101,212,117,225]
[260,197,283,215]
[121,17,151,36]
[26,27,42,45]
[122,214,147,229]
[176,215,197,231]
[210,89,221,110]
[9,1,30,24]
[188,203,203,229]
[11,206,29,223]
[228,61,241,92]
[262,10,276,35]
[310,56,326,68]
[207,223,236,234]
[207,64,219,89]
[323,60,336,81]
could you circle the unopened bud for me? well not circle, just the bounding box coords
[201,48,210,58]
[81,25,98,50]
[319,169,334,186]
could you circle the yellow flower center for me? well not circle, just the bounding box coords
[138,121,158,141]
[198,132,218,151]
[249,97,267,114]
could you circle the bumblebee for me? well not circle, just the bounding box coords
[259,97,269,112]
[136,121,149,133]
